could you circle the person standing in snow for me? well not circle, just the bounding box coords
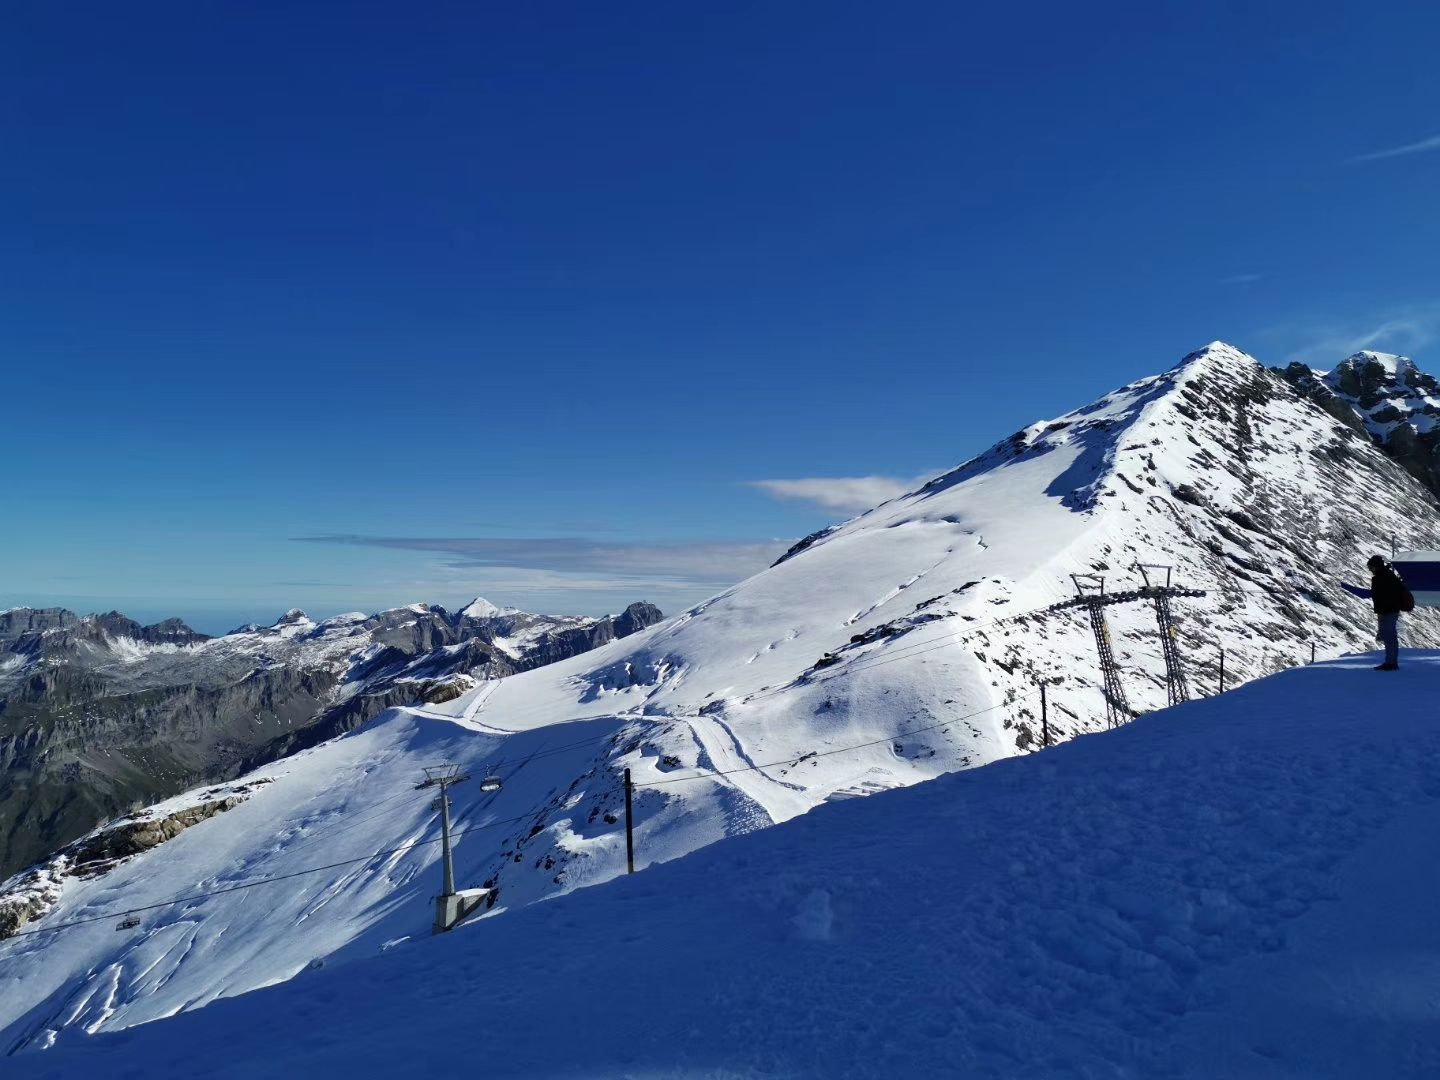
[1342,555,1413,670]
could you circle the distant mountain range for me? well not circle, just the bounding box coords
[0,599,662,876]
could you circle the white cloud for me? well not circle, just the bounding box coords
[747,475,933,514]
[1351,133,1440,163]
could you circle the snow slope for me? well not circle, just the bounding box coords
[0,699,641,1050]
[6,341,1440,1052]
[12,651,1440,1079]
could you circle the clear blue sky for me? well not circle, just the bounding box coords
[6,1,1440,633]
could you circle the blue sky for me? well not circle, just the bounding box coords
[6,1,1440,633]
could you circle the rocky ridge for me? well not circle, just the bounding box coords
[1278,349,1440,500]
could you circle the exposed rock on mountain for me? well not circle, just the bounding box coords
[1278,350,1440,500]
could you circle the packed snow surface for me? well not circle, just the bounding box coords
[10,652,1440,1079]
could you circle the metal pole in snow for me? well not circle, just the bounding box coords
[1311,642,1316,665]
[624,768,636,875]
[438,784,456,898]
[418,765,468,902]
[1040,683,1050,748]
[1218,648,1225,695]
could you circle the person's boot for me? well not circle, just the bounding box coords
[1375,662,1399,671]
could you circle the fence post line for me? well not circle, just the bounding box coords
[624,768,636,875]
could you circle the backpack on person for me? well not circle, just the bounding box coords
[1401,586,1416,613]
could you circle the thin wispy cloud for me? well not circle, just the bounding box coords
[294,534,791,603]
[1268,303,1440,369]
[1350,133,1440,163]
[747,474,934,515]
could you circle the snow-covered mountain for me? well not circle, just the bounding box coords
[5,341,1440,1055]
[1279,349,1440,497]
[0,598,663,876]
[12,652,1440,1079]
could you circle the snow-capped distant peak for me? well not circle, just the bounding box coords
[1321,351,1430,396]
[460,597,518,620]
[272,609,313,628]
[1339,349,1413,375]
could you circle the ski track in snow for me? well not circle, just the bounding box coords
[845,558,945,627]
[682,714,802,825]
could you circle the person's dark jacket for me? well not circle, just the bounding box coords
[1371,564,1410,615]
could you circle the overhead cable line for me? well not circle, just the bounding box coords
[6,802,559,942]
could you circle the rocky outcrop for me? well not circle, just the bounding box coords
[0,778,273,940]
[1278,352,1440,503]
[91,612,211,646]
[0,608,81,641]
[613,602,665,638]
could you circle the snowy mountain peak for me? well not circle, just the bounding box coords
[1331,349,1417,382]
[900,341,1273,520]
[459,597,517,620]
[1325,350,1434,404]
[274,608,311,627]
[1279,349,1440,499]
[1176,339,1261,374]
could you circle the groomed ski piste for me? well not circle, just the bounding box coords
[10,650,1440,1079]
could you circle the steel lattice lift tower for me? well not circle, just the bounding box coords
[1046,572,1206,728]
[1134,564,1200,707]
[1056,575,1132,728]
